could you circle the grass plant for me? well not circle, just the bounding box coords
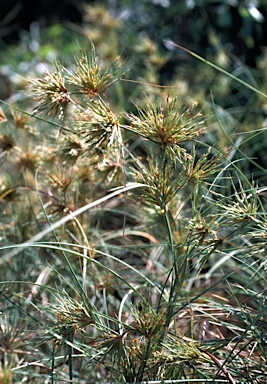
[0,36,267,384]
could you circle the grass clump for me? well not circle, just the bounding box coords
[0,39,267,384]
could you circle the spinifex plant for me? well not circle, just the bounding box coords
[0,41,267,384]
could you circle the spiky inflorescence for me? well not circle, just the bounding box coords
[30,62,71,119]
[126,96,205,158]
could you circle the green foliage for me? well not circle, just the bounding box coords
[1,5,267,383]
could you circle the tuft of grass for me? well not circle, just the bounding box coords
[1,36,267,384]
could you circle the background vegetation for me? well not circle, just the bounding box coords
[1,1,267,383]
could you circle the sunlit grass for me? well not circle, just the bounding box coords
[1,19,267,384]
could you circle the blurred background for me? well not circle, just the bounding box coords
[2,1,267,62]
[1,0,267,64]
[1,0,267,174]
[1,0,267,106]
